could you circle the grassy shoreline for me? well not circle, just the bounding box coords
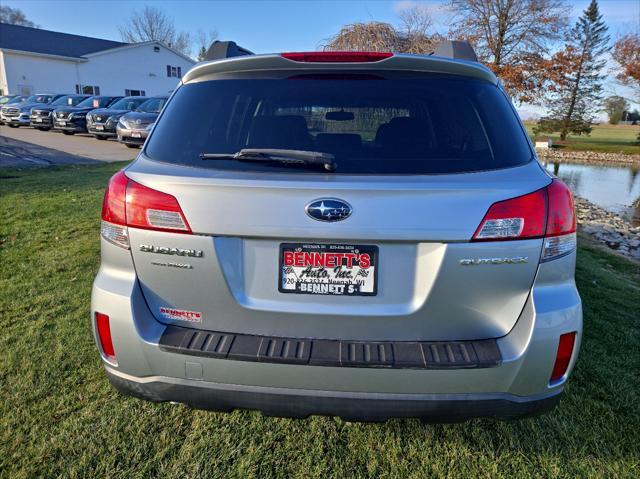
[524,122,639,155]
[1,163,639,478]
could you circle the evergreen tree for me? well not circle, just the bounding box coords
[198,46,208,62]
[536,0,610,140]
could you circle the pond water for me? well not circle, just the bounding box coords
[543,161,640,227]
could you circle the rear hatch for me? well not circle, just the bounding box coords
[121,58,550,341]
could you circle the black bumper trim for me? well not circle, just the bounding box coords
[106,369,561,422]
[159,325,502,369]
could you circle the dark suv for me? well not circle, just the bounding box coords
[30,94,90,130]
[53,96,123,134]
[86,96,147,140]
[116,96,168,148]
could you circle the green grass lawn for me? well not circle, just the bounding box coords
[1,164,639,478]
[524,122,640,155]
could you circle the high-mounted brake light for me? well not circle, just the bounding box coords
[472,179,577,261]
[95,312,116,362]
[550,332,576,382]
[100,170,191,248]
[281,51,393,63]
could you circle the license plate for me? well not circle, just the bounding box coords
[279,243,378,296]
[132,132,141,138]
[58,121,66,126]
[95,125,104,131]
[35,118,42,122]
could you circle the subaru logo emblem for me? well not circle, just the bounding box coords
[305,198,352,222]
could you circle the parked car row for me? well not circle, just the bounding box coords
[0,93,168,149]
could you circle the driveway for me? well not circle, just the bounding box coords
[0,125,136,165]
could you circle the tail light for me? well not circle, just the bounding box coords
[550,332,576,382]
[472,189,547,240]
[541,180,577,261]
[100,170,191,248]
[95,312,116,362]
[281,51,393,62]
[472,179,576,261]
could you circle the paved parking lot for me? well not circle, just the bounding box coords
[0,125,135,165]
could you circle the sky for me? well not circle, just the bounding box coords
[4,0,639,113]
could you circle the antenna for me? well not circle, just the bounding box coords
[205,41,253,61]
[432,41,478,62]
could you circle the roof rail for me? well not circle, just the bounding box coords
[431,41,478,62]
[205,41,253,61]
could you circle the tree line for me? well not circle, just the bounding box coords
[324,0,638,142]
[2,1,638,142]
[0,5,217,62]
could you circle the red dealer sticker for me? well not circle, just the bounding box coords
[159,307,202,322]
[279,243,378,296]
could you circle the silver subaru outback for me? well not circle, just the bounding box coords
[92,49,582,422]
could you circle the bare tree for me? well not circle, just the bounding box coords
[323,8,440,54]
[398,6,443,53]
[323,21,400,52]
[196,29,219,61]
[0,5,38,27]
[119,5,192,56]
[448,0,569,103]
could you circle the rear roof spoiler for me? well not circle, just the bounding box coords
[431,41,478,62]
[205,41,253,61]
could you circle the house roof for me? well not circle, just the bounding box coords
[0,23,127,59]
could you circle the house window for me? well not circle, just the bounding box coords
[81,85,100,95]
[124,89,145,96]
[166,65,182,78]
[154,46,160,52]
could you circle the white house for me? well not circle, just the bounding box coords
[0,23,195,97]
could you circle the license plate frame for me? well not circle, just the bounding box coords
[132,132,142,138]
[278,243,378,296]
[95,124,104,131]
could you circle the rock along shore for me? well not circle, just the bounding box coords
[575,196,640,260]
[536,148,640,166]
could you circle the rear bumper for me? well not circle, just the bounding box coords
[106,367,562,422]
[92,238,582,421]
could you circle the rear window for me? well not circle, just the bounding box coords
[145,73,532,174]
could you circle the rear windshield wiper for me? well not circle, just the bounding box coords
[199,148,337,172]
